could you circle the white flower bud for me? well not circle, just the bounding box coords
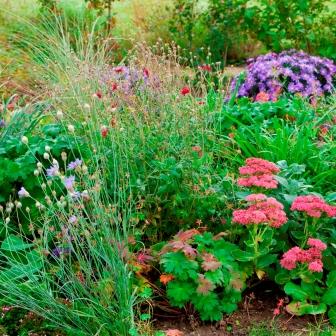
[68,125,75,133]
[56,110,63,119]
[82,165,88,174]
[41,183,46,190]
[5,218,10,224]
[48,180,53,187]
[35,201,42,208]
[21,136,28,145]
[15,201,22,209]
[43,153,50,160]
[61,152,67,161]
[52,159,58,165]
[45,145,51,152]
[26,207,30,213]
[84,103,90,109]
[37,162,43,169]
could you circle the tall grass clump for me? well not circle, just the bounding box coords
[0,12,146,336]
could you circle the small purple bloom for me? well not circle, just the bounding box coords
[67,159,82,170]
[64,176,75,191]
[46,162,59,177]
[0,119,5,128]
[70,191,81,201]
[69,215,77,224]
[18,187,29,198]
[52,246,71,258]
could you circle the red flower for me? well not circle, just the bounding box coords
[94,91,102,99]
[180,86,191,96]
[111,83,118,91]
[114,66,124,73]
[199,64,212,72]
[255,92,270,102]
[143,68,150,78]
[101,125,108,138]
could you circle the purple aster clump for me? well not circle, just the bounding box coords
[67,159,82,170]
[232,50,336,101]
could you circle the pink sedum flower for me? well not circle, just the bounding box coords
[238,158,280,189]
[291,195,336,218]
[232,209,267,225]
[280,238,327,272]
[307,238,327,251]
[308,260,323,272]
[233,194,287,228]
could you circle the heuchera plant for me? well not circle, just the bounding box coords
[232,50,336,101]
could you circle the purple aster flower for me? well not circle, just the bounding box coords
[231,50,336,100]
[18,187,30,198]
[64,176,75,191]
[0,119,5,128]
[67,159,82,170]
[46,162,59,177]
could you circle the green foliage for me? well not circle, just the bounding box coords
[160,231,245,321]
[250,0,336,59]
[169,0,336,63]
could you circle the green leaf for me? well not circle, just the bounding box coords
[327,271,336,288]
[322,288,336,306]
[167,281,195,308]
[328,306,336,326]
[256,254,277,269]
[1,235,33,252]
[286,302,327,316]
[232,249,254,262]
[284,282,309,302]
[160,252,199,281]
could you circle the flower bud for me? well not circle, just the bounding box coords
[68,125,75,133]
[56,110,63,119]
[45,145,51,152]
[43,153,50,160]
[34,169,39,176]
[21,136,29,145]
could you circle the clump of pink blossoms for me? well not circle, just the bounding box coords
[291,195,336,218]
[280,238,327,272]
[233,194,287,228]
[238,158,280,189]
